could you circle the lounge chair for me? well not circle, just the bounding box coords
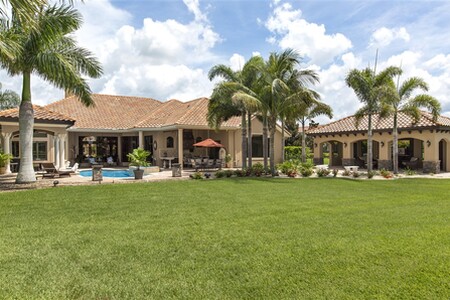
[41,162,73,178]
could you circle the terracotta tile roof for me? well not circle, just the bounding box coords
[0,105,74,123]
[179,97,241,128]
[308,111,450,135]
[45,94,241,130]
[45,94,163,130]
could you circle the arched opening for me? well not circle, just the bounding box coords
[351,139,380,168]
[439,139,447,172]
[393,138,424,170]
[320,140,343,167]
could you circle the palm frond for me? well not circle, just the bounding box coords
[398,77,428,100]
[409,94,441,121]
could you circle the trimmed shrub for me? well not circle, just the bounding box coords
[224,170,233,177]
[252,163,265,177]
[190,172,203,180]
[215,170,226,178]
[317,168,331,177]
[332,169,339,177]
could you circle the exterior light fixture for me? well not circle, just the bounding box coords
[427,140,431,147]
[381,141,385,147]
[314,143,318,148]
[343,142,347,147]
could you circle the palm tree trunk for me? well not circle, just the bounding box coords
[247,111,252,168]
[269,117,276,175]
[281,118,285,162]
[392,112,399,174]
[367,113,373,172]
[241,112,247,169]
[16,71,36,183]
[262,115,268,169]
[301,121,306,163]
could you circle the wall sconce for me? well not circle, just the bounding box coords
[343,142,347,148]
[381,141,385,147]
[314,143,318,148]
[427,140,431,147]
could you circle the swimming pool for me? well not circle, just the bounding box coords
[79,169,133,178]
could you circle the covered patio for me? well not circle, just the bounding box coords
[308,111,450,173]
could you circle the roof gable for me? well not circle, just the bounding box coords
[45,94,162,130]
[0,105,74,124]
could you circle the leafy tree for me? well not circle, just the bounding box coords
[380,72,440,174]
[290,98,332,163]
[234,49,319,174]
[0,5,102,183]
[346,66,401,172]
[208,56,264,168]
[0,82,20,110]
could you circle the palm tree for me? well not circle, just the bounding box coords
[0,5,102,183]
[0,82,20,110]
[345,66,401,172]
[380,73,440,174]
[234,49,319,174]
[208,56,264,168]
[290,97,332,163]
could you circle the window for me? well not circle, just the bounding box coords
[33,142,47,161]
[166,136,174,148]
[252,135,269,157]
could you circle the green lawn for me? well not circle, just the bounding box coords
[1,178,449,299]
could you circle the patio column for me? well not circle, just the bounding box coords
[117,136,122,164]
[54,134,60,169]
[178,128,183,168]
[59,134,67,169]
[1,132,12,174]
[138,131,144,149]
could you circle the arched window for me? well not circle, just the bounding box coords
[166,136,174,148]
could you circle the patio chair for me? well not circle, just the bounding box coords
[214,159,222,169]
[41,162,72,178]
[402,157,419,170]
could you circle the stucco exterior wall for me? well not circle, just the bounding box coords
[311,129,450,172]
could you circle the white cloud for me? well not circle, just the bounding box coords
[183,0,207,22]
[369,27,410,48]
[265,2,352,65]
[424,54,450,71]
[0,0,223,105]
[101,64,213,101]
[229,54,245,71]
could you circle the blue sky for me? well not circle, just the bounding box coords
[1,0,450,123]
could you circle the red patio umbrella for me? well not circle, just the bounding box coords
[192,138,224,148]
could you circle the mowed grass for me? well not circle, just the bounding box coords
[1,178,449,299]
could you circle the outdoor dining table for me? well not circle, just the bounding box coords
[162,157,176,169]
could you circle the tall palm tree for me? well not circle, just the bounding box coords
[345,66,401,172]
[0,5,102,183]
[289,97,332,163]
[380,73,440,174]
[208,56,264,168]
[234,49,319,174]
[0,82,20,110]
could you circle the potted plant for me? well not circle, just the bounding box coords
[0,152,13,175]
[127,148,150,179]
[225,154,232,168]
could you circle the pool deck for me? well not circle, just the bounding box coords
[0,168,196,192]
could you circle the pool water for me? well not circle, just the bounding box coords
[79,169,133,178]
